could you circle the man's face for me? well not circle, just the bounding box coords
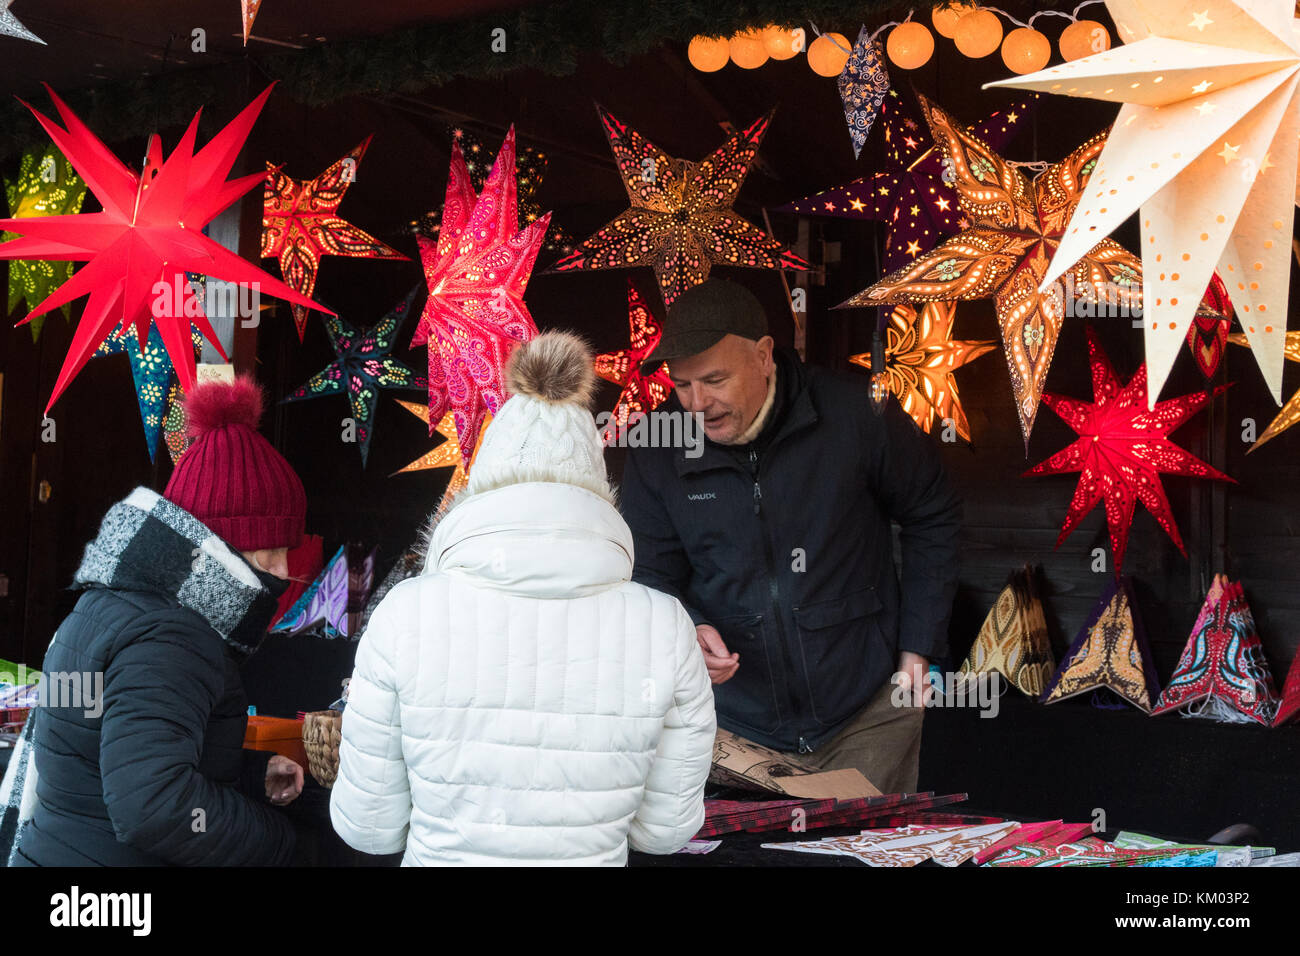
[668,334,775,445]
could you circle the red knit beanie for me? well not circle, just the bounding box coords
[164,376,306,551]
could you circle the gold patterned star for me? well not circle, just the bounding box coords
[936,197,951,211]
[1216,141,1240,163]
[905,239,922,256]
[848,301,995,442]
[1007,111,1019,123]
[910,204,920,215]
[850,198,866,211]
[1188,10,1214,30]
[1228,332,1300,452]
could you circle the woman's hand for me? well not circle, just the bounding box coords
[265,755,304,806]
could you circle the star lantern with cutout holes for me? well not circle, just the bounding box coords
[594,279,674,443]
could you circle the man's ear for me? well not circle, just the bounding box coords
[756,335,775,373]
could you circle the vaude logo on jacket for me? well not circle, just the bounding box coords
[687,492,716,501]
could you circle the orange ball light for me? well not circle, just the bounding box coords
[687,35,729,72]
[931,2,978,39]
[953,8,1003,58]
[1059,19,1111,61]
[887,22,935,70]
[729,29,769,69]
[764,25,806,59]
[807,32,851,76]
[1001,27,1050,74]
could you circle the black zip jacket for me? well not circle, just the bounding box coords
[621,347,962,753]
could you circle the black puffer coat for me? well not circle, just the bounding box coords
[13,487,296,866]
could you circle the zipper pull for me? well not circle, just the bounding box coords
[798,736,813,754]
[753,481,762,515]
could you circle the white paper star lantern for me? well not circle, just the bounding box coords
[987,0,1299,408]
[0,0,45,44]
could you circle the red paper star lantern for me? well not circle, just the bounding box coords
[0,84,326,414]
[1023,326,1235,575]
[262,136,408,340]
[594,279,674,442]
[413,127,549,467]
[552,107,808,307]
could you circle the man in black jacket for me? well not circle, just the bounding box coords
[621,280,962,793]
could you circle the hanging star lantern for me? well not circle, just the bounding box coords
[848,301,995,442]
[551,106,808,307]
[987,0,1300,410]
[1023,326,1235,575]
[241,0,262,44]
[391,402,492,518]
[413,126,573,260]
[414,127,549,467]
[780,89,1039,272]
[0,0,44,44]
[262,136,408,340]
[594,279,674,442]
[1186,272,1235,378]
[0,84,328,415]
[95,319,204,462]
[838,28,891,158]
[1228,328,1300,450]
[4,144,88,339]
[840,95,1146,446]
[283,286,426,466]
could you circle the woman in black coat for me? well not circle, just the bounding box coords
[14,377,306,866]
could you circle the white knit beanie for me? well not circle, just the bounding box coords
[465,331,613,502]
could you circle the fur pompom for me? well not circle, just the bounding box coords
[506,331,596,407]
[184,375,265,438]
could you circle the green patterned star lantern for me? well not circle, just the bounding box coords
[4,145,88,339]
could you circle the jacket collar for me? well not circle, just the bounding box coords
[673,347,818,477]
[421,482,634,598]
[73,487,284,657]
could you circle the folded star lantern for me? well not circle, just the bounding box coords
[1186,273,1235,379]
[552,107,808,307]
[848,301,995,442]
[271,545,377,640]
[0,85,327,414]
[841,96,1145,445]
[1152,574,1281,725]
[780,89,1039,272]
[95,320,204,462]
[262,136,408,340]
[283,287,427,466]
[957,566,1055,698]
[4,145,87,338]
[1276,645,1300,726]
[241,0,262,44]
[987,0,1300,409]
[1229,329,1300,449]
[839,28,891,158]
[414,127,548,466]
[1023,327,1235,575]
[391,401,492,515]
[595,279,674,442]
[1040,576,1162,712]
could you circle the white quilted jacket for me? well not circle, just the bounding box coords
[329,481,716,865]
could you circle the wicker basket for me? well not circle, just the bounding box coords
[302,710,342,788]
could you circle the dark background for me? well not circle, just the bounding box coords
[1,4,1297,747]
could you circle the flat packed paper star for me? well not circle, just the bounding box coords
[283,287,427,466]
[0,0,44,44]
[1228,328,1300,450]
[414,126,573,260]
[988,0,1300,409]
[551,106,809,307]
[595,279,673,442]
[241,0,262,44]
[848,301,995,442]
[4,144,87,338]
[95,319,204,462]
[1023,326,1235,575]
[780,89,1039,272]
[414,126,549,466]
[0,84,327,415]
[262,136,408,340]
[839,28,891,159]
[841,95,1145,446]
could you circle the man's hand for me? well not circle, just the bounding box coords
[266,755,304,806]
[895,651,930,708]
[697,624,740,685]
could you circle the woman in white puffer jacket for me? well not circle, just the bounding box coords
[330,331,716,865]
